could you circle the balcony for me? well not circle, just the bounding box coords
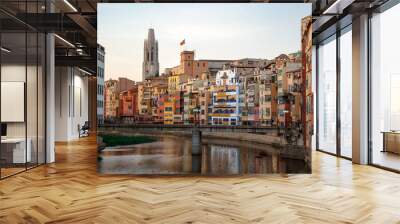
[214,102,238,107]
[215,99,237,103]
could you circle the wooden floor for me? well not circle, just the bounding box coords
[1,136,400,224]
[0,167,26,178]
[373,151,400,171]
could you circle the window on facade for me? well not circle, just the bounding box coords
[266,108,271,116]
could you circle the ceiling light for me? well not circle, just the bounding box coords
[54,34,75,48]
[323,0,341,14]
[78,67,92,76]
[1,47,11,53]
[323,0,355,15]
[63,0,78,12]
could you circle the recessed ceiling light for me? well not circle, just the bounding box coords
[1,47,11,53]
[323,0,354,15]
[78,67,92,76]
[63,0,78,12]
[54,34,75,48]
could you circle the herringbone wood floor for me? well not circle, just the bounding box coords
[1,136,400,224]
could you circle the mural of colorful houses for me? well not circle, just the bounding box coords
[104,47,310,132]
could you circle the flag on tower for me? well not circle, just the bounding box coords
[180,39,185,46]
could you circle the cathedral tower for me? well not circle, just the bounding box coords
[142,28,159,80]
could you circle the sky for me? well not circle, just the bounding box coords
[98,3,311,81]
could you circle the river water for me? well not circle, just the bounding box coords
[98,135,310,175]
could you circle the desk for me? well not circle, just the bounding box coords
[1,138,31,163]
[382,131,400,154]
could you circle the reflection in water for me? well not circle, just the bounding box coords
[98,135,309,175]
[208,146,239,174]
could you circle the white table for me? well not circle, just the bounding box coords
[1,138,32,163]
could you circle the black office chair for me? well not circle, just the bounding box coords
[79,121,90,138]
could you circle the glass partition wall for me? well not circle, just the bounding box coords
[0,31,27,177]
[370,3,400,171]
[316,25,352,159]
[0,3,46,179]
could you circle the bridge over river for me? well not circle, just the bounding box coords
[99,124,279,135]
[98,124,308,161]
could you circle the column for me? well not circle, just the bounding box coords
[352,14,369,164]
[46,32,55,163]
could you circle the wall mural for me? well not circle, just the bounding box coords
[97,4,313,175]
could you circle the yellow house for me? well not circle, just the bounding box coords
[168,75,179,93]
[168,74,188,93]
[164,100,174,125]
